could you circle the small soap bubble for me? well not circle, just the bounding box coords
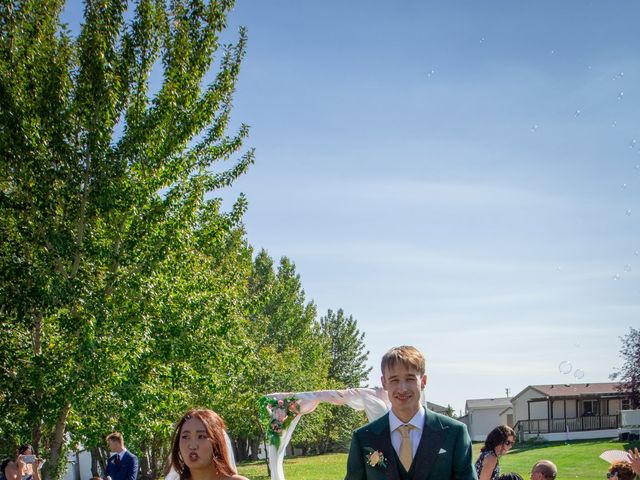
[618,91,625,100]
[558,360,572,374]
[622,183,628,189]
[550,49,555,55]
[531,124,539,132]
[624,264,632,272]
[480,37,485,44]
[613,273,621,280]
[574,110,581,117]
[634,250,639,256]
[612,121,617,128]
[630,139,637,149]
[626,209,632,216]
[574,369,585,379]
[427,69,435,78]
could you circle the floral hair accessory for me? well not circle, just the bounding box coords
[365,448,387,468]
[259,396,300,447]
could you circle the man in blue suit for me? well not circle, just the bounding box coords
[105,433,138,480]
[345,346,476,480]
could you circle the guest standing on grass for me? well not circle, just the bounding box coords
[474,425,516,480]
[529,460,557,480]
[169,409,248,480]
[1,458,24,480]
[105,433,138,480]
[17,445,44,480]
[606,461,636,480]
[496,474,523,480]
[628,448,640,478]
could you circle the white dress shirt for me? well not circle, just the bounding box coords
[389,406,425,459]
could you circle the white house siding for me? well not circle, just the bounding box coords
[512,388,534,424]
[512,388,549,425]
[551,399,577,419]
[608,398,629,415]
[552,401,563,419]
[468,407,512,442]
[62,450,93,480]
[529,401,548,420]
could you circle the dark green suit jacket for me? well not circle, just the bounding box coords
[345,409,477,480]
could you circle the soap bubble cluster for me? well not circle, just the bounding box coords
[558,361,586,380]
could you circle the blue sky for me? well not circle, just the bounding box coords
[221,0,640,413]
[62,1,640,414]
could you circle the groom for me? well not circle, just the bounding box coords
[345,346,476,480]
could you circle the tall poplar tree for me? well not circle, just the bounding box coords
[0,1,252,477]
[230,250,329,462]
[312,308,371,453]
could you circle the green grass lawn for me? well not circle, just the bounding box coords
[495,438,640,480]
[237,453,348,480]
[237,438,640,479]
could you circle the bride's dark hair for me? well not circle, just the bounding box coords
[169,409,235,478]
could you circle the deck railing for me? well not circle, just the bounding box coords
[515,415,619,434]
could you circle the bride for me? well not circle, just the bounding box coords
[166,409,247,480]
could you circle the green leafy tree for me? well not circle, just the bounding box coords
[445,404,456,418]
[0,0,251,478]
[320,309,371,387]
[610,327,640,408]
[68,227,254,480]
[311,309,371,453]
[231,251,329,463]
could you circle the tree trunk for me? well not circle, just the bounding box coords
[45,403,71,480]
[32,420,43,454]
[31,312,43,453]
[234,437,248,462]
[73,451,81,480]
[90,447,100,477]
[248,437,260,461]
[139,451,150,480]
[149,443,158,480]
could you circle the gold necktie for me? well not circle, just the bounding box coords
[398,424,414,471]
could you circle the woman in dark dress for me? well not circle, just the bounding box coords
[475,425,516,480]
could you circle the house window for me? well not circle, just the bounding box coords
[583,400,599,416]
[622,398,631,410]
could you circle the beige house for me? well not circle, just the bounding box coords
[511,382,631,441]
[462,397,513,442]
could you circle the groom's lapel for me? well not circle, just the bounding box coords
[362,413,401,480]
[411,408,446,478]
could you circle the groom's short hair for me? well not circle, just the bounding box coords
[381,345,426,375]
[106,432,124,444]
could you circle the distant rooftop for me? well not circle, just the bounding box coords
[427,401,448,413]
[466,397,513,409]
[514,382,623,401]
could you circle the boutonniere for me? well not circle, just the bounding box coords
[365,448,387,468]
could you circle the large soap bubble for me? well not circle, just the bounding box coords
[558,360,572,374]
